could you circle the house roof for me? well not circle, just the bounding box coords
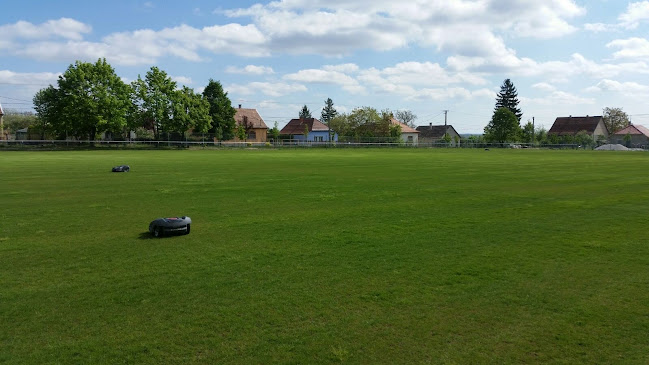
[415,125,458,138]
[613,124,649,137]
[391,118,419,133]
[280,118,329,135]
[235,108,267,129]
[548,116,605,135]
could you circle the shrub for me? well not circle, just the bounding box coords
[135,127,154,141]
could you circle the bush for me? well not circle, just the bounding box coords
[135,128,154,141]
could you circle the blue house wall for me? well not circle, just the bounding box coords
[308,130,338,142]
[292,131,338,142]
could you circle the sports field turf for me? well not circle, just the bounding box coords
[1,149,648,363]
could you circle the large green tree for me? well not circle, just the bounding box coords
[171,86,212,136]
[131,67,177,139]
[202,79,236,140]
[602,107,630,134]
[495,79,522,122]
[33,86,61,139]
[299,105,312,119]
[484,107,520,143]
[35,59,131,140]
[395,110,417,128]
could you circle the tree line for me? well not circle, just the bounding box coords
[25,59,631,144]
[484,78,631,146]
[32,59,236,140]
[296,101,413,142]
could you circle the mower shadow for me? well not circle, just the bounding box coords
[138,231,188,240]
[138,232,155,240]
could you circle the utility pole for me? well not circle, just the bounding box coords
[532,116,535,145]
[444,109,448,139]
[444,110,448,142]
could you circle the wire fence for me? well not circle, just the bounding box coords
[2,139,644,151]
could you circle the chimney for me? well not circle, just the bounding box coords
[429,122,432,130]
[238,104,242,109]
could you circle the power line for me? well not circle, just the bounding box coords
[0,95,33,102]
[0,82,52,86]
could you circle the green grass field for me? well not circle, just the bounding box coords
[1,149,649,364]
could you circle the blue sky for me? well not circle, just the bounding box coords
[2,0,649,132]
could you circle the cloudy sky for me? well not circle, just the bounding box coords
[2,0,649,132]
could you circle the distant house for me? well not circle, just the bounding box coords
[15,127,29,140]
[548,116,609,141]
[391,118,419,144]
[230,105,268,142]
[280,118,338,142]
[416,124,461,146]
[610,124,649,146]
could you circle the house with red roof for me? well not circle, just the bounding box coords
[228,105,268,142]
[280,118,337,142]
[610,124,649,147]
[391,118,419,144]
[548,115,609,142]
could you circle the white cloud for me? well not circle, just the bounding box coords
[0,1,586,64]
[7,23,268,65]
[284,69,364,93]
[224,0,584,57]
[171,76,192,85]
[607,37,649,59]
[0,18,91,42]
[226,82,307,97]
[225,65,275,75]
[409,87,494,101]
[522,91,595,106]
[532,82,557,92]
[583,2,649,33]
[619,1,649,29]
[585,79,649,94]
[323,64,359,73]
[0,70,60,85]
[363,61,487,86]
[583,23,618,33]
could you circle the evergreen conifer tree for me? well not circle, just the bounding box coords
[495,79,522,122]
[299,105,312,119]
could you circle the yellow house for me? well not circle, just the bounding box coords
[230,105,268,142]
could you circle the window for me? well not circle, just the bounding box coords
[248,131,256,140]
[407,136,413,142]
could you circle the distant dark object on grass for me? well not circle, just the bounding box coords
[149,216,192,237]
[484,148,490,151]
[112,165,130,172]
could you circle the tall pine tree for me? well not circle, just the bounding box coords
[320,98,337,141]
[495,79,522,122]
[299,105,312,119]
[320,98,337,124]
